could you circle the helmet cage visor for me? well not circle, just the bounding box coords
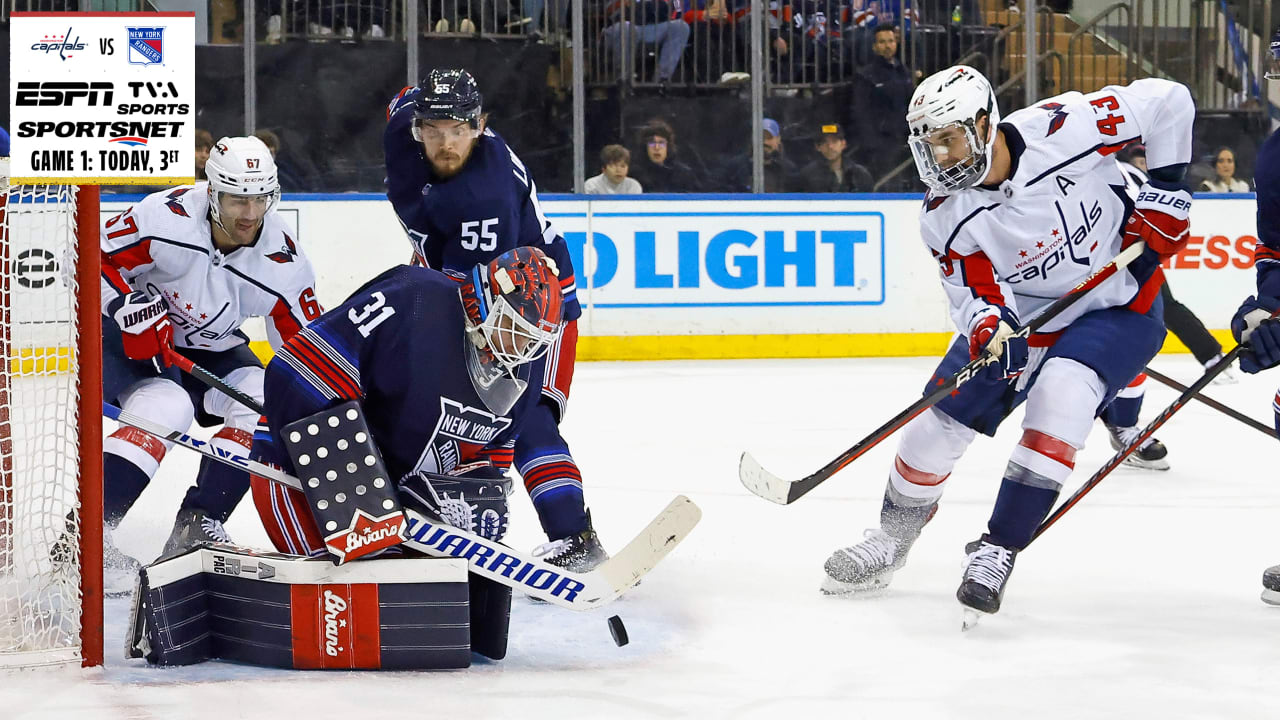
[478,295,560,374]
[209,188,280,230]
[909,118,990,193]
[411,118,483,143]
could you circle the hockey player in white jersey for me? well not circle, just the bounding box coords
[96,136,320,590]
[822,66,1194,622]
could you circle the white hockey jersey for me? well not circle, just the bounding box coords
[101,183,320,353]
[919,78,1194,336]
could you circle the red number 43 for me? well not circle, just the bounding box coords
[1089,95,1125,136]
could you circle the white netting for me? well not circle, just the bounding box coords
[0,175,85,668]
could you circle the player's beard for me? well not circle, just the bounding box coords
[429,142,475,179]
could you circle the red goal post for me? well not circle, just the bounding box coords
[0,157,103,669]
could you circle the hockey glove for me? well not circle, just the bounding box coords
[968,308,1028,381]
[399,469,511,542]
[1231,295,1280,374]
[1124,181,1192,257]
[109,291,173,371]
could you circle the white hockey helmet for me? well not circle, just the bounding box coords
[205,136,280,229]
[906,65,1001,193]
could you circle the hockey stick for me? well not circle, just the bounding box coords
[164,347,266,416]
[1142,366,1277,440]
[740,241,1148,505]
[1029,338,1251,544]
[103,401,701,611]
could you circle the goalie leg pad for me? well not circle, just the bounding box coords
[129,546,475,669]
[281,400,406,564]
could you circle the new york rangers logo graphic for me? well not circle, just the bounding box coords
[127,27,164,65]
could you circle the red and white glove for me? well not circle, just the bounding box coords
[968,308,1028,380]
[109,291,173,369]
[1125,182,1192,257]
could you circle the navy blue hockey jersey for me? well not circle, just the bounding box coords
[383,93,581,321]
[1255,128,1280,296]
[251,265,539,481]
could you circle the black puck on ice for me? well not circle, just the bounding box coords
[607,615,629,647]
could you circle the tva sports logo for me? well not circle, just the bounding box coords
[127,27,164,65]
[31,27,86,61]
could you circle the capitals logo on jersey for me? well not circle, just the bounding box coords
[267,234,299,264]
[1039,102,1069,136]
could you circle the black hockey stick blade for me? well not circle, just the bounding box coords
[1142,366,1276,439]
[738,241,1146,505]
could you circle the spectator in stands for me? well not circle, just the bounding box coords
[252,128,308,192]
[797,122,874,192]
[630,120,699,191]
[730,118,796,192]
[195,128,213,181]
[602,0,692,85]
[586,144,644,193]
[683,0,751,84]
[850,24,912,181]
[1199,147,1251,193]
[1117,141,1147,175]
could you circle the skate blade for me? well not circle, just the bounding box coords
[961,608,985,631]
[820,571,892,597]
[1261,588,1280,606]
[1120,456,1170,472]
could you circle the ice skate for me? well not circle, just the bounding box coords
[161,507,233,558]
[1262,564,1280,605]
[533,511,609,573]
[957,535,1018,627]
[1106,423,1170,471]
[822,496,936,595]
[822,528,916,595]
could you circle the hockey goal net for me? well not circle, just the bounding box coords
[0,163,103,669]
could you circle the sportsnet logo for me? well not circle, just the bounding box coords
[109,137,148,147]
[127,27,164,65]
[322,508,407,563]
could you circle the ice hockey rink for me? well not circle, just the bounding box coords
[5,353,1279,719]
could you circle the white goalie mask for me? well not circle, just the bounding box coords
[205,136,281,230]
[906,65,1001,193]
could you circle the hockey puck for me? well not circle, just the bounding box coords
[607,615,629,647]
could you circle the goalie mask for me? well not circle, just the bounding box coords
[906,65,1001,193]
[205,136,280,233]
[459,246,564,414]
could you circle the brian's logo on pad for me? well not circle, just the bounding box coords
[322,590,349,657]
[323,508,406,563]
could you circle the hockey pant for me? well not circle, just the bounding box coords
[885,298,1166,550]
[102,314,263,527]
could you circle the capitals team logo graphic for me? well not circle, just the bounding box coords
[127,27,164,65]
[267,234,299,264]
[31,27,87,61]
[1039,102,1069,136]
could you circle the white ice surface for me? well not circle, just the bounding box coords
[5,355,1280,719]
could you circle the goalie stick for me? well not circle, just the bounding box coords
[740,241,1148,505]
[103,401,701,611]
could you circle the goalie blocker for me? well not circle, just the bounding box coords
[128,544,513,668]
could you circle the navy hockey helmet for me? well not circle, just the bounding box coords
[1268,28,1280,80]
[414,69,484,126]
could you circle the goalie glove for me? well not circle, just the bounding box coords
[1231,295,1280,374]
[1125,181,1192,257]
[968,307,1028,381]
[108,291,173,371]
[399,467,511,542]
